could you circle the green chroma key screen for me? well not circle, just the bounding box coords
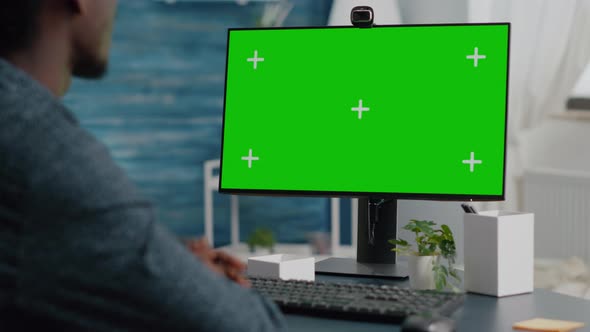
[220,23,509,199]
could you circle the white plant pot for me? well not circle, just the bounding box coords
[408,255,436,290]
[249,247,273,256]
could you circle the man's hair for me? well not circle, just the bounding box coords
[0,1,43,56]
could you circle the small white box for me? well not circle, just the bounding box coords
[247,254,315,281]
[464,210,534,297]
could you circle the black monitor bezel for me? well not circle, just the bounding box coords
[219,22,510,202]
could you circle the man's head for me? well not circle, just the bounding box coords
[0,0,118,79]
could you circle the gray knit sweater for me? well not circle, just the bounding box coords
[0,58,285,331]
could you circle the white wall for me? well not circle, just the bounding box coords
[520,118,590,173]
[520,118,590,263]
[571,64,590,100]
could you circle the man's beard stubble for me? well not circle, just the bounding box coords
[72,50,108,79]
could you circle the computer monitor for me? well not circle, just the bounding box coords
[219,23,510,278]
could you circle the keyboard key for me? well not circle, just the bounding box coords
[251,277,464,324]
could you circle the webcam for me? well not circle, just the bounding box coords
[350,6,374,28]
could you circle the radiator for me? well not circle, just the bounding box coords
[523,167,590,263]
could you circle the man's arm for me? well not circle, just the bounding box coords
[20,205,284,331]
[7,101,285,331]
[185,237,251,288]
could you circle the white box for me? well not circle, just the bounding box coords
[464,210,534,297]
[247,254,315,281]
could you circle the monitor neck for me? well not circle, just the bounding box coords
[356,197,398,264]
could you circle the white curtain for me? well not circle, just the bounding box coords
[469,0,590,210]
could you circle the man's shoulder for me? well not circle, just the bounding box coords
[0,60,79,146]
[0,77,86,164]
[0,58,68,121]
[0,61,143,214]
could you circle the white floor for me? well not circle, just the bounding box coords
[535,257,590,300]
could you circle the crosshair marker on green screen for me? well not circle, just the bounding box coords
[220,24,509,198]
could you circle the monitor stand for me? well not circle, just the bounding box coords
[315,197,408,278]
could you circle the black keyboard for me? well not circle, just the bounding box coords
[251,277,464,323]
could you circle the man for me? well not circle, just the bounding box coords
[0,1,285,330]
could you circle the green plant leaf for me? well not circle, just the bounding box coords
[389,239,409,246]
[391,220,461,290]
[389,238,412,255]
[441,224,452,235]
[246,228,275,249]
[434,265,447,291]
[449,268,461,282]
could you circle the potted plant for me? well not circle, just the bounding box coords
[246,228,276,254]
[389,220,461,291]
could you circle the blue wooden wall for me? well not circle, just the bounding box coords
[64,0,335,246]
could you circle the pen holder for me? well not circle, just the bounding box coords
[463,210,534,297]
